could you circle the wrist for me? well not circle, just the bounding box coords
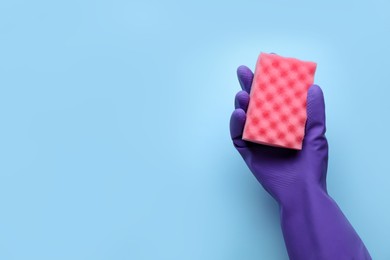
[279,183,328,213]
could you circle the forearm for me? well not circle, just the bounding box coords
[280,187,371,260]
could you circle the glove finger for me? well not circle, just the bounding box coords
[237,65,254,93]
[305,84,326,139]
[230,108,248,148]
[234,90,250,111]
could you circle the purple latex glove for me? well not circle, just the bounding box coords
[230,65,371,260]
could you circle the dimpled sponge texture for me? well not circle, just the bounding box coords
[243,53,317,150]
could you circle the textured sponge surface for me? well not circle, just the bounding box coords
[243,53,317,150]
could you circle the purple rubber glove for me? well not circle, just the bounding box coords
[230,65,371,260]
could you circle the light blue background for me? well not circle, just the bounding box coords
[0,0,389,259]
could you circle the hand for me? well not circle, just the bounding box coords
[230,65,328,205]
[230,65,371,259]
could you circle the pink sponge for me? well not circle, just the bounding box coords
[243,53,317,150]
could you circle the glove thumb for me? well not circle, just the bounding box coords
[304,85,327,147]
